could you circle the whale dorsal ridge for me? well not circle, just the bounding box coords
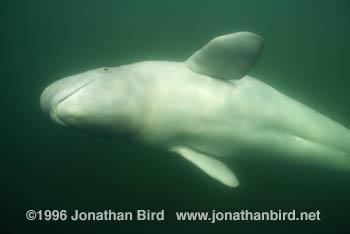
[185,32,264,80]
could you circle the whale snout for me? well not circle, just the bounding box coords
[40,72,99,125]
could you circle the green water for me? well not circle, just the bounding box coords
[2,0,349,233]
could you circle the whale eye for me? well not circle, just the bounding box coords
[102,67,110,71]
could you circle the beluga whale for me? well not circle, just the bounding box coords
[40,32,350,187]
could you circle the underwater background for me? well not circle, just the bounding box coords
[2,0,349,233]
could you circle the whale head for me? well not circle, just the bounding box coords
[40,67,147,139]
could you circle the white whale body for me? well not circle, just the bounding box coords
[40,32,350,187]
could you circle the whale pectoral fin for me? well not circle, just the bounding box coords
[170,146,239,187]
[185,32,264,80]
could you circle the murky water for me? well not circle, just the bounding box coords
[2,0,349,233]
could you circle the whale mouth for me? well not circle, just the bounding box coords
[50,106,69,127]
[52,80,97,127]
[40,74,98,126]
